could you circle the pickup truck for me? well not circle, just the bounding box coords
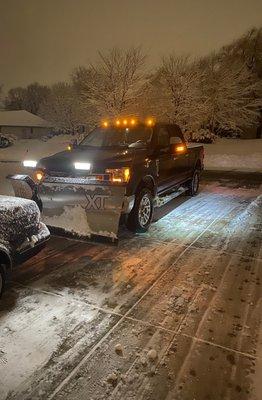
[0,196,50,297]
[21,121,204,235]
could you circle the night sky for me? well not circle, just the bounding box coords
[1,0,261,90]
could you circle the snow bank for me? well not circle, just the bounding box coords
[0,135,74,162]
[202,138,262,172]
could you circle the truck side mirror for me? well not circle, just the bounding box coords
[170,137,187,154]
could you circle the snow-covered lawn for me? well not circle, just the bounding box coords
[0,136,261,172]
[0,135,74,162]
[202,138,262,172]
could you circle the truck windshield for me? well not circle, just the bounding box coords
[80,126,152,148]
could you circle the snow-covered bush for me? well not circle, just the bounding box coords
[187,129,216,143]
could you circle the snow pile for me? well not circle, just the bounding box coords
[147,349,158,361]
[202,138,262,172]
[42,205,92,237]
[114,343,124,356]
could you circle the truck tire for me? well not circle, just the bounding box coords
[0,265,5,298]
[126,188,154,233]
[187,169,200,196]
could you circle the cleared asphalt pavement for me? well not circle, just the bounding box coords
[0,172,261,400]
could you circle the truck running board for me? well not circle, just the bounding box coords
[154,186,187,208]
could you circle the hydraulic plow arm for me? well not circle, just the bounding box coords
[8,175,126,242]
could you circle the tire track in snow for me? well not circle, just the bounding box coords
[47,202,237,400]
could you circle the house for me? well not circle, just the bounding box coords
[0,110,52,139]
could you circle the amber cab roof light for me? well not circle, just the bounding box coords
[101,118,155,128]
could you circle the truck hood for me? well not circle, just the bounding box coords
[37,146,140,174]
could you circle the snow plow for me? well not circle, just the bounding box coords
[8,174,126,243]
[7,119,204,243]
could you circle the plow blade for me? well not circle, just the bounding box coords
[8,175,126,242]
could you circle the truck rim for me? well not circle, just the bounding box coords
[138,194,151,227]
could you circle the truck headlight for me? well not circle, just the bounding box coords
[23,160,37,168]
[106,167,130,183]
[74,162,91,170]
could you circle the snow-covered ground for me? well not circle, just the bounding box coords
[0,176,261,400]
[0,135,74,162]
[202,138,262,172]
[0,136,261,172]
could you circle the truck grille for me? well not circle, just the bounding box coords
[48,170,70,177]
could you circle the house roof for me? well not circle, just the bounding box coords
[0,110,52,128]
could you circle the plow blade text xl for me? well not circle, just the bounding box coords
[8,175,126,242]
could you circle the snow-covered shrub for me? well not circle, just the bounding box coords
[188,129,216,143]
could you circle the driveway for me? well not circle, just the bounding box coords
[0,173,261,400]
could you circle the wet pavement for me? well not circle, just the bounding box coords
[0,173,261,400]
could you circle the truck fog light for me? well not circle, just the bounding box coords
[34,170,45,181]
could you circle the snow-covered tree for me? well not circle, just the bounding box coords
[5,83,50,115]
[39,82,93,133]
[4,87,26,111]
[149,55,207,131]
[72,47,147,119]
[220,27,262,77]
[148,55,208,134]
[199,54,262,134]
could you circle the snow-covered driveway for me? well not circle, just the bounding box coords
[0,174,261,400]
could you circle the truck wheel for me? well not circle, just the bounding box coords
[0,265,6,298]
[126,188,154,233]
[187,169,200,196]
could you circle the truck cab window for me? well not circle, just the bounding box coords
[157,127,170,149]
[170,136,183,144]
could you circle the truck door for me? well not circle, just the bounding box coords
[169,136,191,184]
[155,125,190,193]
[154,126,176,193]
